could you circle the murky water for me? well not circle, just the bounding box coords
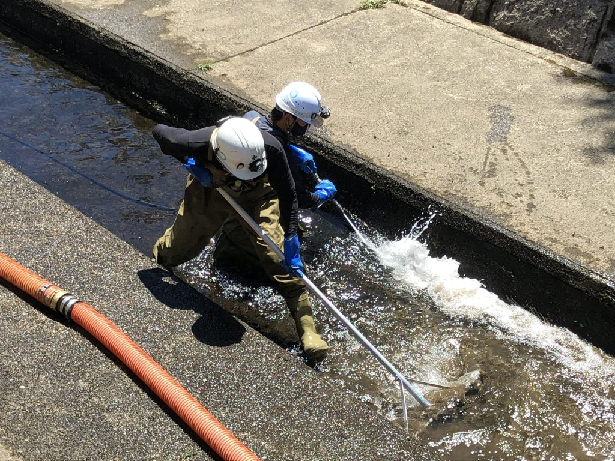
[0,33,183,254]
[2,32,615,460]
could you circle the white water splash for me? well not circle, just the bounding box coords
[375,236,615,379]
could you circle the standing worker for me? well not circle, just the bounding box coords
[151,116,329,362]
[245,81,336,209]
[213,82,338,268]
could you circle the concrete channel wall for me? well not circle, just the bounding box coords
[0,0,614,359]
[421,0,615,72]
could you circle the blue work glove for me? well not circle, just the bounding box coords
[314,179,337,204]
[281,235,304,278]
[288,144,317,175]
[183,157,213,187]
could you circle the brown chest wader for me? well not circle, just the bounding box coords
[152,131,329,361]
[215,114,276,268]
[215,114,298,269]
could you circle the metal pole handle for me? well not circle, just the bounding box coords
[217,187,430,408]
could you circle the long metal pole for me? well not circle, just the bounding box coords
[217,188,430,408]
[328,198,374,249]
[311,170,374,249]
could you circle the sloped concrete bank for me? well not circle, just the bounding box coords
[1,0,614,359]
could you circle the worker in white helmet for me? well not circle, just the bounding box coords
[151,116,329,362]
[245,81,336,209]
[214,82,337,263]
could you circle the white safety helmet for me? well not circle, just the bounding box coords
[275,81,325,127]
[210,117,267,181]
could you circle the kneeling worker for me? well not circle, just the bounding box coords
[151,117,329,361]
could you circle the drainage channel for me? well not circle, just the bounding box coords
[2,31,615,460]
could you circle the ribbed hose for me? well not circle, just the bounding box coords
[0,251,261,461]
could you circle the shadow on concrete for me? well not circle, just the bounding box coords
[582,87,615,274]
[561,68,615,272]
[137,267,246,347]
[559,68,615,159]
[585,91,615,159]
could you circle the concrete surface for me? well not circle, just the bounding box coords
[1,0,615,458]
[209,3,615,274]
[0,160,427,460]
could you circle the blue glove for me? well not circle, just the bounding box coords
[314,179,337,204]
[183,157,213,187]
[281,235,304,278]
[288,144,317,175]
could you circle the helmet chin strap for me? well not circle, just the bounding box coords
[286,114,296,134]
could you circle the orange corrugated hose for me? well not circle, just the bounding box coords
[0,251,261,461]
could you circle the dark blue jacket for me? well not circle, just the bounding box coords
[244,110,321,209]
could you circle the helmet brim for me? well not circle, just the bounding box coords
[210,127,219,151]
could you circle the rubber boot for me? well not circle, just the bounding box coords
[287,293,329,362]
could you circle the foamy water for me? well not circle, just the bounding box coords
[374,235,615,380]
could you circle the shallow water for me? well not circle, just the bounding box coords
[2,32,615,460]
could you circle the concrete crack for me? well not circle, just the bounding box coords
[213,10,360,64]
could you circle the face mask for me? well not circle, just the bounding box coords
[291,122,309,137]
